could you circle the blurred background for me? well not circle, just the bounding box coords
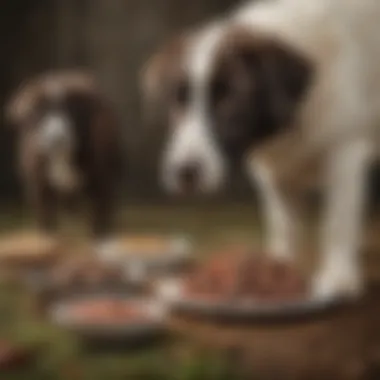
[0,0,253,204]
[0,3,378,379]
[2,0,380,208]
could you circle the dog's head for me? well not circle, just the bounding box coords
[7,71,99,191]
[142,24,314,194]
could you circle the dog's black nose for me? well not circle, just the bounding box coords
[177,163,200,191]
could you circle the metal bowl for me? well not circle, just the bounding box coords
[95,235,193,280]
[50,293,168,344]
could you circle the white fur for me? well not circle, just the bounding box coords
[314,138,375,299]
[162,23,227,193]
[248,159,301,263]
[232,0,380,298]
[37,112,73,153]
[35,111,80,192]
[162,0,380,297]
[162,109,226,193]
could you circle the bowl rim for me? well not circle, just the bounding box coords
[49,293,167,336]
[161,278,351,320]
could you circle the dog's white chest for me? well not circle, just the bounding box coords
[36,113,82,192]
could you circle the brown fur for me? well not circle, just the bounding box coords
[140,34,188,125]
[142,26,314,165]
[207,27,314,161]
[7,71,124,238]
[212,28,321,192]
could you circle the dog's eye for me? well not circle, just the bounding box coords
[174,81,190,106]
[211,80,232,104]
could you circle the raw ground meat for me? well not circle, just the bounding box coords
[184,251,307,303]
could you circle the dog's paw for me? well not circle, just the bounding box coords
[266,241,296,263]
[312,262,364,300]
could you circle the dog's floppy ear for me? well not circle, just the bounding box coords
[140,34,188,125]
[224,27,314,127]
[5,81,41,129]
[256,38,314,126]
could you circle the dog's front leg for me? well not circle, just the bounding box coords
[313,138,374,299]
[248,159,303,263]
[26,178,59,234]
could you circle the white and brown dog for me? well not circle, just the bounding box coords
[7,71,124,239]
[142,0,380,299]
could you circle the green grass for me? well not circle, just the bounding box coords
[0,281,248,380]
[0,203,263,380]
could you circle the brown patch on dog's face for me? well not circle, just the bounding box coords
[207,27,314,162]
[163,73,191,131]
[141,34,189,124]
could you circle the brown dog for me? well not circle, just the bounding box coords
[7,71,124,238]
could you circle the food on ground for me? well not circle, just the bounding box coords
[63,298,149,325]
[117,236,175,256]
[50,257,124,287]
[183,250,307,303]
[0,340,32,370]
[0,232,58,264]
